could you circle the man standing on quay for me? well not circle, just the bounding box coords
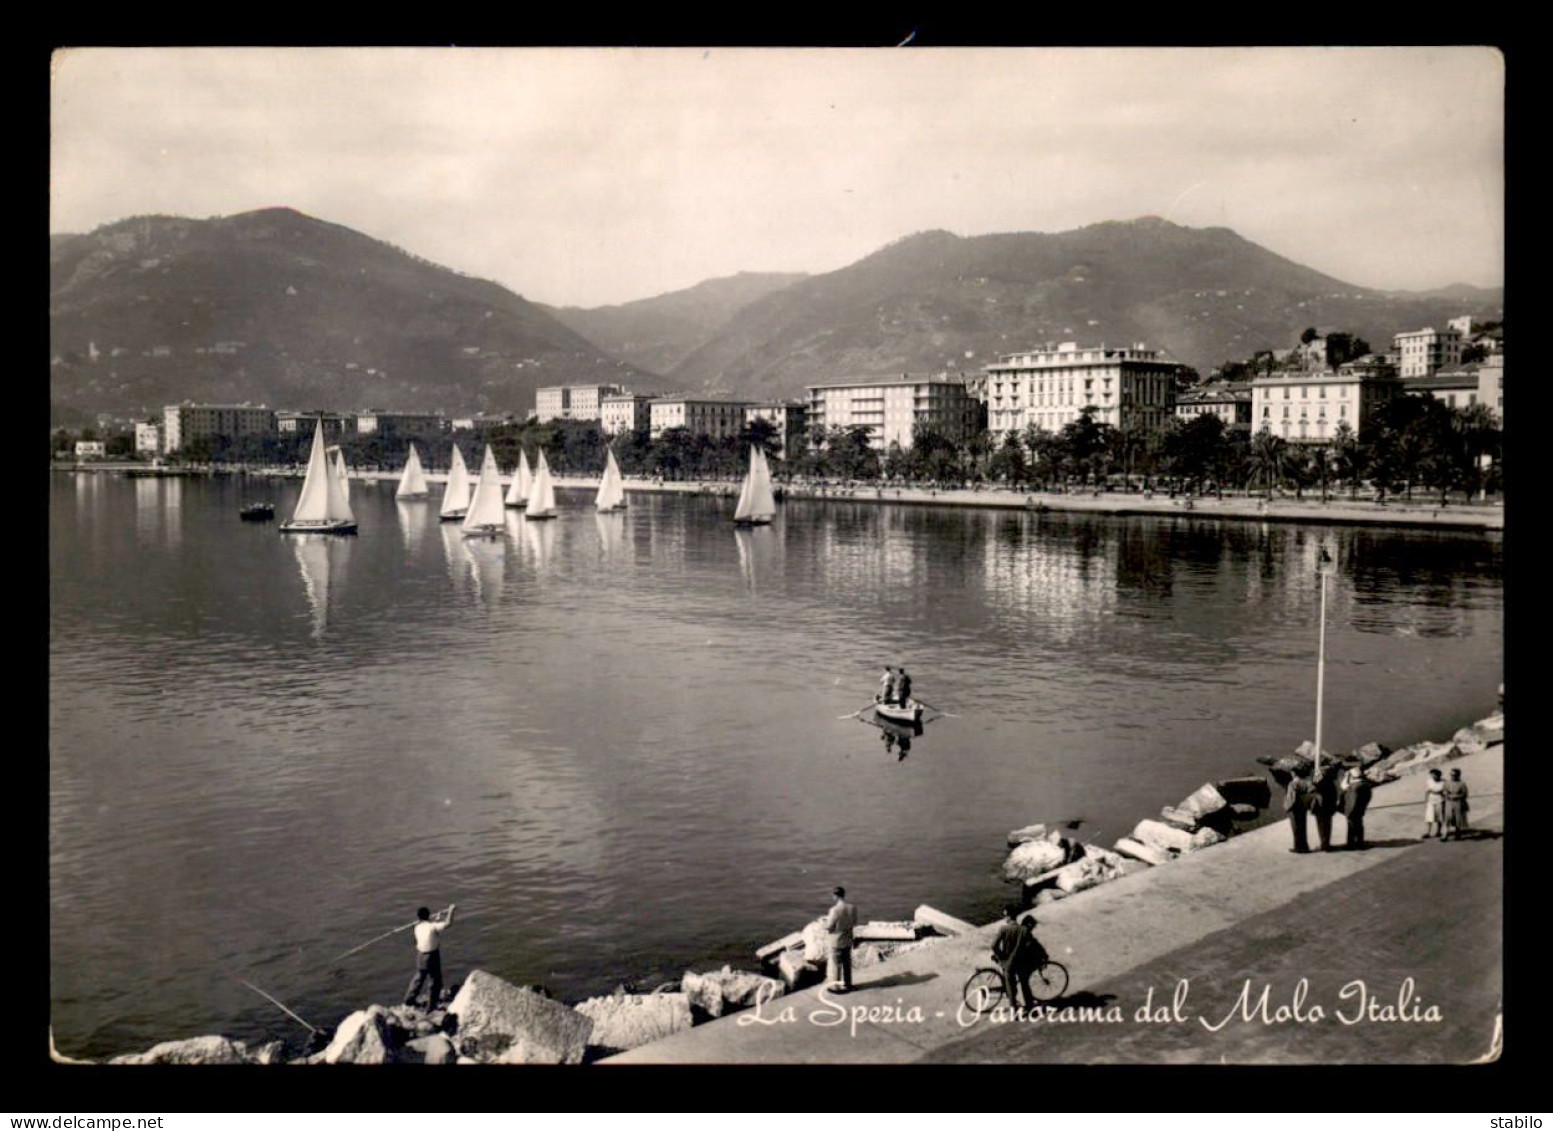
[823,886,858,994]
[404,903,457,1011]
[1284,770,1314,853]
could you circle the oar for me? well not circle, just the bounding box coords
[229,974,318,1034]
[837,702,877,720]
[332,903,455,963]
[915,700,961,718]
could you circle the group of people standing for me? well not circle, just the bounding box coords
[1423,767,1471,840]
[1285,759,1473,852]
[876,665,913,706]
[1283,760,1374,852]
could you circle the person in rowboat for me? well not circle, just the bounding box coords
[877,666,896,706]
[894,667,913,708]
[403,903,457,1012]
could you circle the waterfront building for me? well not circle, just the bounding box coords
[1250,364,1400,443]
[354,411,446,437]
[805,373,981,452]
[535,383,628,423]
[977,342,1182,436]
[163,403,276,453]
[450,413,511,433]
[745,401,809,459]
[277,410,352,439]
[600,392,656,436]
[649,397,754,440]
[134,421,162,455]
[1479,354,1504,423]
[1404,366,1486,411]
[74,440,106,460]
[1174,382,1253,434]
[1393,327,1463,379]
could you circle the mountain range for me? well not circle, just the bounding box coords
[49,208,647,421]
[50,209,1502,421]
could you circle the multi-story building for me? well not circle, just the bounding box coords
[1174,382,1253,434]
[354,411,446,437]
[600,392,656,436]
[276,410,353,440]
[1250,365,1400,443]
[745,401,809,459]
[977,342,1182,436]
[649,397,754,440]
[1403,366,1485,411]
[163,403,276,453]
[134,421,162,455]
[74,440,106,460]
[1393,327,1463,379]
[1478,354,1504,423]
[805,373,981,452]
[450,413,510,433]
[535,383,628,423]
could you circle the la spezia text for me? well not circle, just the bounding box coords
[736,978,1442,1038]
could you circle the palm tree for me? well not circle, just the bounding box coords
[1250,426,1287,499]
[1331,421,1362,500]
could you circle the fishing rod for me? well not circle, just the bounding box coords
[229,974,318,1034]
[332,902,456,964]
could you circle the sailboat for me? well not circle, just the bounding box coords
[505,449,532,509]
[595,448,627,512]
[280,420,358,534]
[439,444,472,522]
[462,445,509,537]
[396,443,430,499]
[733,444,777,526]
[526,449,559,520]
[331,447,352,505]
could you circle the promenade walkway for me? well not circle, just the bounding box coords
[606,745,1503,1064]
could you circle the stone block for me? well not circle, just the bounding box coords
[109,1035,271,1066]
[446,969,592,1064]
[575,992,693,1052]
[1002,836,1069,881]
[1132,818,1196,855]
[1113,837,1171,866]
[403,1033,457,1065]
[681,966,785,1019]
[324,1005,398,1065]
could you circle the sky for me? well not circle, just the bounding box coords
[51,47,1504,308]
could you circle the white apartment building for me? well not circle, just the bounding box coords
[1250,367,1400,443]
[535,384,628,423]
[163,403,276,453]
[600,393,655,436]
[1393,327,1463,379]
[1174,383,1253,433]
[276,411,353,439]
[134,421,162,455]
[804,374,981,452]
[649,398,754,440]
[978,342,1181,436]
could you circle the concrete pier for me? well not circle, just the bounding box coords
[606,744,1503,1064]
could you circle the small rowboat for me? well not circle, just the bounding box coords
[240,502,275,521]
[875,699,924,724]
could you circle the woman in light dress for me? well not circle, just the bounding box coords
[1422,768,1446,839]
[1441,768,1470,841]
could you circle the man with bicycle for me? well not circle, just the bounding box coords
[991,904,1047,1010]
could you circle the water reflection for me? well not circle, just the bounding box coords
[461,534,506,608]
[596,512,624,563]
[397,500,430,556]
[291,534,350,640]
[520,515,557,576]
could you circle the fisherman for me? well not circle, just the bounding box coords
[823,886,858,994]
[403,903,457,1012]
[894,667,913,708]
[877,666,896,705]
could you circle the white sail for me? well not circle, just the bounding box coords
[734,444,776,523]
[749,446,777,520]
[397,444,429,497]
[440,445,472,517]
[463,445,509,532]
[290,421,355,525]
[506,449,531,506]
[595,449,625,511]
[528,449,558,517]
[332,447,352,504]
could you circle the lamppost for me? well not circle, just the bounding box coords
[1313,546,1336,776]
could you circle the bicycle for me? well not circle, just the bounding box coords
[961,959,1069,1015]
